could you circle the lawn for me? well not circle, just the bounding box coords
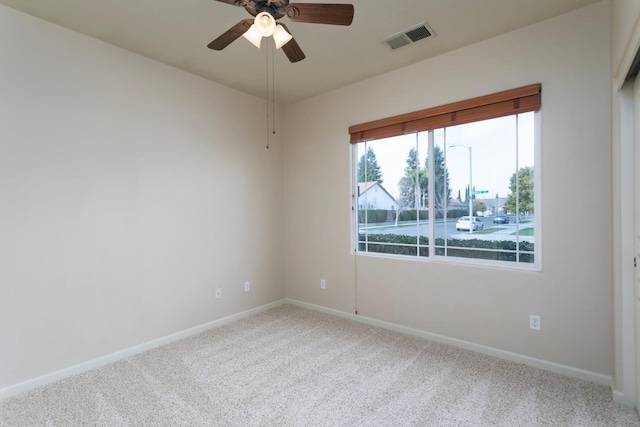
[472,227,504,235]
[511,228,534,236]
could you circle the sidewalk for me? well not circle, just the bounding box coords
[453,226,534,243]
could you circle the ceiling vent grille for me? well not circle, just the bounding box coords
[383,22,435,51]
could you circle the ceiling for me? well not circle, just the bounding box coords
[0,0,601,105]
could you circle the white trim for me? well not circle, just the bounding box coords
[355,250,542,273]
[285,298,612,388]
[0,300,286,401]
[353,112,541,272]
[533,110,542,270]
[613,388,627,405]
[615,81,637,408]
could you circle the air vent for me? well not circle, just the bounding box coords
[383,22,435,51]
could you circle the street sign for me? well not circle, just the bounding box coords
[473,190,489,195]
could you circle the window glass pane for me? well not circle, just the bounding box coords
[433,128,454,254]
[515,112,535,263]
[356,134,429,257]
[435,114,534,263]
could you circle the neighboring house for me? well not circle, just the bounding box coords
[447,198,468,213]
[477,197,509,215]
[357,181,396,210]
[447,197,509,216]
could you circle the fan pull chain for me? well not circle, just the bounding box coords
[266,40,270,149]
[272,41,276,137]
[265,39,277,150]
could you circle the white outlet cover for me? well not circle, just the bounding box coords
[244,281,250,292]
[215,288,222,299]
[320,279,326,289]
[529,315,540,330]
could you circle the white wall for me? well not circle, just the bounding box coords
[284,2,612,377]
[0,5,285,389]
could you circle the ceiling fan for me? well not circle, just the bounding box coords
[208,0,354,63]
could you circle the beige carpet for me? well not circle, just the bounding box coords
[1,304,639,426]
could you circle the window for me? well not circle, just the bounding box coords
[351,85,540,268]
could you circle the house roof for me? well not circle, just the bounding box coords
[357,182,377,195]
[357,181,396,204]
[448,199,467,208]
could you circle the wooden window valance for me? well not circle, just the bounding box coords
[349,84,541,144]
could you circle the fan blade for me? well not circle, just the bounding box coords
[279,24,305,62]
[213,0,244,6]
[208,19,253,50]
[285,3,354,26]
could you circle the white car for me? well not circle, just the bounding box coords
[456,216,484,231]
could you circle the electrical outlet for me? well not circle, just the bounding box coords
[320,279,326,289]
[244,281,250,292]
[529,314,541,330]
[215,288,222,299]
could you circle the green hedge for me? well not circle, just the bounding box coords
[433,238,534,263]
[358,233,534,263]
[397,210,429,221]
[359,209,468,223]
[358,209,391,223]
[357,233,428,257]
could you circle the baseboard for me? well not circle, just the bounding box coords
[284,298,613,388]
[612,387,637,408]
[0,299,287,401]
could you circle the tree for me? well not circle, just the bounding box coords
[505,166,534,214]
[397,146,451,216]
[474,200,487,215]
[427,145,451,218]
[388,187,406,227]
[408,167,428,208]
[357,147,383,184]
[398,147,426,209]
[457,189,462,201]
[405,146,419,171]
[463,186,478,204]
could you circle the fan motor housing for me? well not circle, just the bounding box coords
[246,0,289,19]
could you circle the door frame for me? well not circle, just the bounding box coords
[612,79,636,407]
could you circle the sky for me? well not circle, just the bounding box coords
[357,112,535,202]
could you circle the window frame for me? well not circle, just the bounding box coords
[350,86,542,271]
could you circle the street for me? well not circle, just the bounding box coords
[359,216,534,242]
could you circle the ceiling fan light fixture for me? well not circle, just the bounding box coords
[209,1,355,62]
[254,12,276,37]
[243,24,262,48]
[273,24,293,49]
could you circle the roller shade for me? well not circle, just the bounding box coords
[349,84,541,144]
